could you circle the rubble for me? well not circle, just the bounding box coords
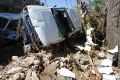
[57,68,75,79]
[0,1,119,80]
[102,74,117,80]
[100,59,112,67]
[98,52,105,58]
[12,73,25,80]
[98,67,113,74]
[7,67,23,74]
[107,46,118,53]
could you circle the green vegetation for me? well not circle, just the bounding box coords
[88,0,102,12]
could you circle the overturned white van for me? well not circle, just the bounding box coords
[22,5,82,49]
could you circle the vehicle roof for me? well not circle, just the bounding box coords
[0,13,21,20]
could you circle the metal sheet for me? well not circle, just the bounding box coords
[26,6,63,46]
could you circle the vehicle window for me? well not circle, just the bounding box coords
[51,8,73,37]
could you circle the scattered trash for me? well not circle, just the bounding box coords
[12,56,19,61]
[86,27,94,35]
[86,35,97,46]
[57,68,75,79]
[24,44,32,53]
[7,67,23,74]
[12,73,25,80]
[102,74,117,80]
[107,46,118,53]
[76,44,91,51]
[101,59,112,67]
[98,52,105,58]
[84,44,91,51]
[98,67,113,74]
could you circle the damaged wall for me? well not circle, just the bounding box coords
[106,0,120,50]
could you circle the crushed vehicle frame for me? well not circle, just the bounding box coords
[22,5,83,50]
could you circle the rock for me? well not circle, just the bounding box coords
[31,71,40,80]
[12,74,20,80]
[60,61,64,67]
[98,52,105,58]
[7,67,22,74]
[12,73,24,80]
[56,76,66,80]
[9,78,13,80]
[91,70,96,74]
[12,56,19,61]
[107,45,118,53]
[0,75,2,78]
[102,74,117,80]
[80,65,88,71]
[86,27,94,35]
[33,60,40,65]
[24,56,39,66]
[25,69,32,80]
[56,76,73,80]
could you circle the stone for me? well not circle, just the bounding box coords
[25,69,32,80]
[12,56,19,61]
[31,71,40,80]
[33,60,40,65]
[98,52,105,58]
[7,67,22,74]
[13,74,20,80]
[100,59,112,67]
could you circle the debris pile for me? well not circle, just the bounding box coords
[0,1,119,80]
[0,24,119,80]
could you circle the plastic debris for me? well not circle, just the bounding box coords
[102,74,117,80]
[98,67,113,74]
[101,59,112,67]
[86,36,97,45]
[86,27,94,35]
[76,44,91,51]
[107,46,118,53]
[91,69,96,74]
[57,68,75,78]
[84,45,91,51]
[24,44,31,52]
[76,45,84,50]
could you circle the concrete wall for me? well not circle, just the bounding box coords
[106,0,120,66]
